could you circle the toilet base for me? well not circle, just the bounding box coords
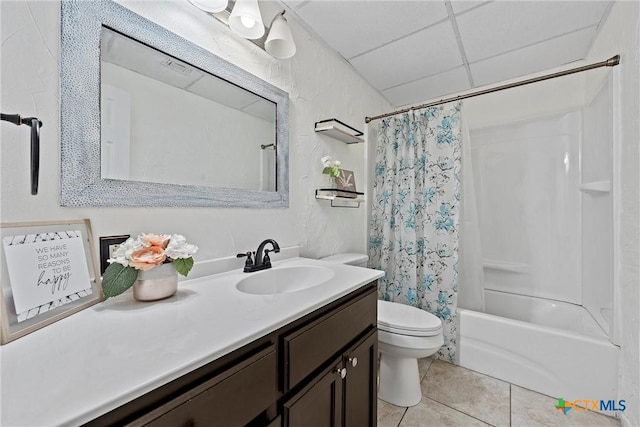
[378,353,422,407]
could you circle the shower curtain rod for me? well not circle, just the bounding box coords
[365,54,620,124]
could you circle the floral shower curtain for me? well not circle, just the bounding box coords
[369,102,462,362]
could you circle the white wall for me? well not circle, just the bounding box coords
[0,1,391,264]
[463,66,586,130]
[585,2,640,426]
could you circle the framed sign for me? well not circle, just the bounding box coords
[336,169,358,198]
[0,219,102,344]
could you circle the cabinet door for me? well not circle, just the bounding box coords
[283,360,344,427]
[343,330,378,427]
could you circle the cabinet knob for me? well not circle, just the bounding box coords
[336,367,347,379]
[349,357,358,367]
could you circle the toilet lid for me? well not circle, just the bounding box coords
[377,300,442,336]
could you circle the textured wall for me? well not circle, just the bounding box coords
[0,1,391,261]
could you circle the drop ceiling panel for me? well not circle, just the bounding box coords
[382,66,471,107]
[457,1,611,62]
[349,20,462,90]
[283,0,612,108]
[470,26,597,87]
[292,0,449,59]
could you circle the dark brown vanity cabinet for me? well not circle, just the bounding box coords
[87,282,377,427]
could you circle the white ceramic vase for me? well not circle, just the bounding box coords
[133,263,178,301]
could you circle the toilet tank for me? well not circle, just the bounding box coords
[320,253,369,268]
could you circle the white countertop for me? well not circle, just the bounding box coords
[0,257,383,427]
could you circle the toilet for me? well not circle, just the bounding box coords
[320,253,444,407]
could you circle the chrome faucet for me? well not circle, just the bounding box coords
[236,239,280,272]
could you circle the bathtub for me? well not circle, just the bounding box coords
[456,290,619,401]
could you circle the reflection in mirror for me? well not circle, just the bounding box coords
[100,28,276,191]
[60,0,289,207]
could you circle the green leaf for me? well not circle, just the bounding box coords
[173,257,194,277]
[102,263,138,298]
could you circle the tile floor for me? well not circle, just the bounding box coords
[377,359,621,427]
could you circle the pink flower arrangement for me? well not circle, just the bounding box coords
[102,233,198,298]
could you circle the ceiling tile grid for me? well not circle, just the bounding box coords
[283,0,613,107]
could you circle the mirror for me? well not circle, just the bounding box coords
[61,0,289,207]
[100,28,277,191]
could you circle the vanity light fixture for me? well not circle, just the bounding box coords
[188,0,296,59]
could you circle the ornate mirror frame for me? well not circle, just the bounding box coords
[60,0,289,208]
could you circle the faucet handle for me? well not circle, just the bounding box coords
[236,251,254,268]
[263,249,272,264]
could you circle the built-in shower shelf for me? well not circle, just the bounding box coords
[579,181,611,194]
[483,259,530,274]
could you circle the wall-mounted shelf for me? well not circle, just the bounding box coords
[314,119,364,144]
[483,259,530,274]
[579,181,611,194]
[316,189,364,208]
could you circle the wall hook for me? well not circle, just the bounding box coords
[1,113,42,195]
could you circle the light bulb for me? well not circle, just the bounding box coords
[228,0,264,39]
[241,16,256,28]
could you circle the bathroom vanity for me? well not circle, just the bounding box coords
[0,257,383,426]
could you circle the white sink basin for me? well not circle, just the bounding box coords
[236,266,335,295]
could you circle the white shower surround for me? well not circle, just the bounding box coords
[457,68,620,409]
[470,111,584,306]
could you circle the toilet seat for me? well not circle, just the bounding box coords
[377,300,442,337]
